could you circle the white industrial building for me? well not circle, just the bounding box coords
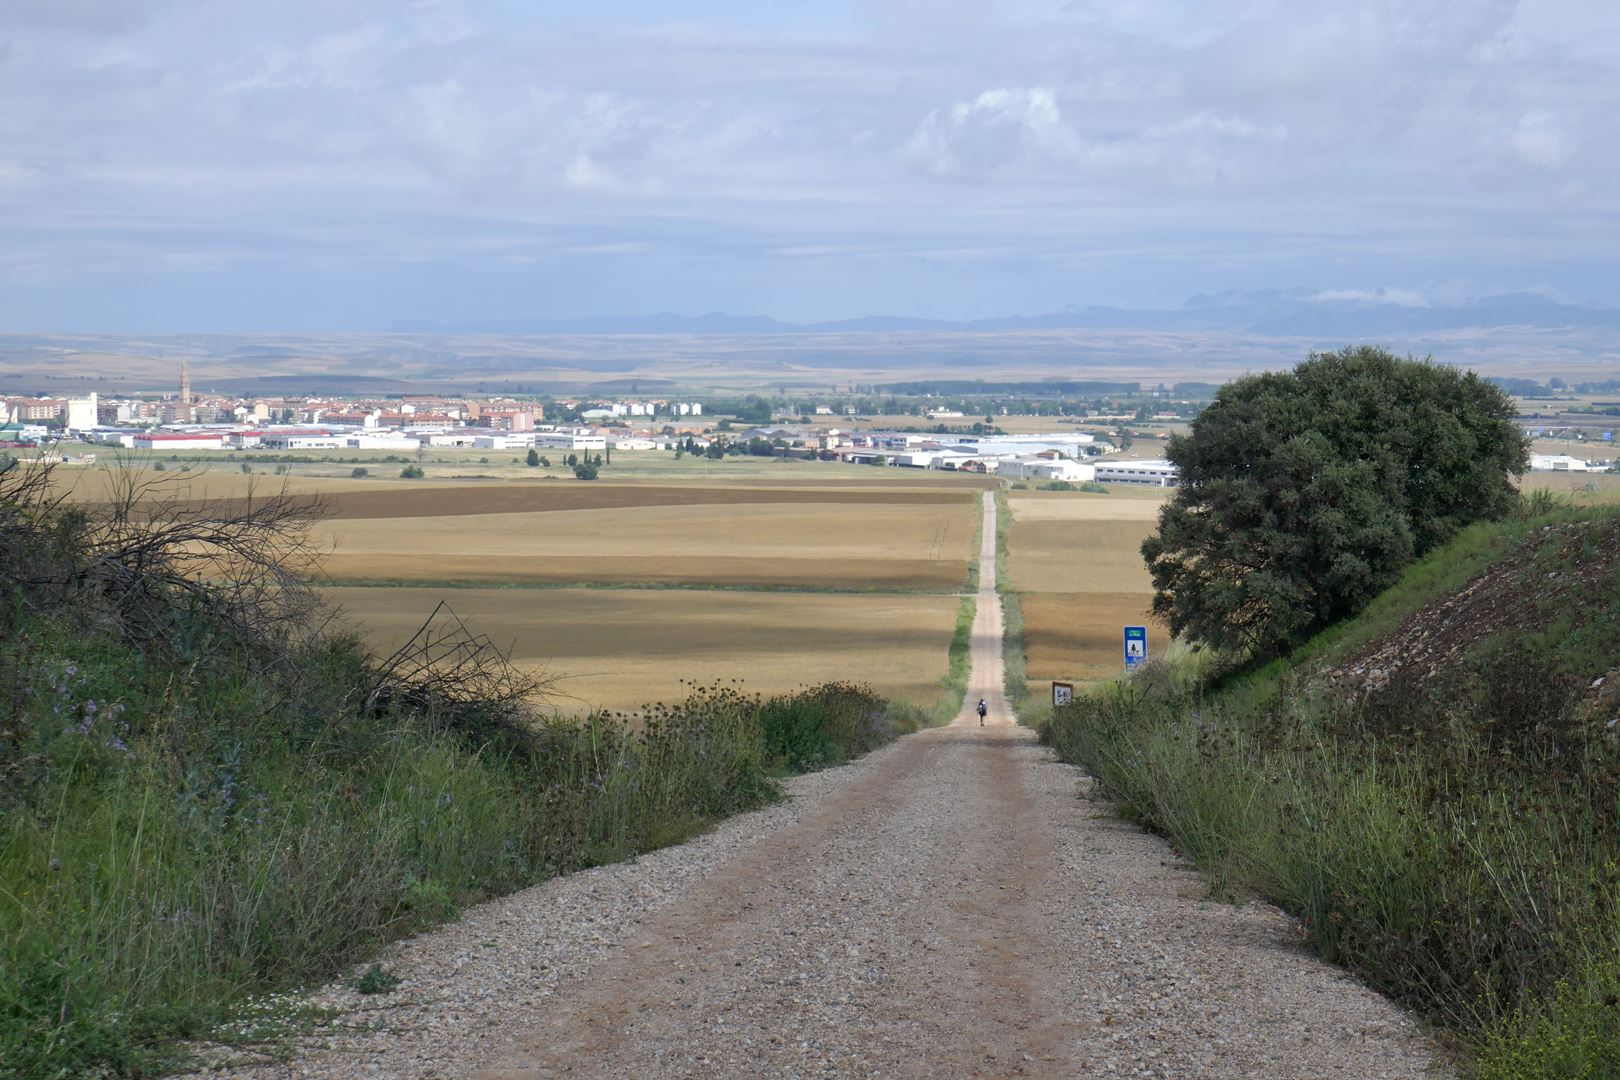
[1529,453,1599,472]
[133,432,225,451]
[1093,459,1179,487]
[346,433,421,451]
[535,432,608,451]
[260,433,343,450]
[65,394,99,432]
[999,456,1097,483]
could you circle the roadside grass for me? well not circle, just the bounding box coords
[995,489,1046,727]
[1038,505,1620,1074]
[964,494,983,594]
[935,591,977,725]
[0,614,916,1078]
[994,488,1011,587]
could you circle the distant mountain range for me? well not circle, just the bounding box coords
[389,290,1620,337]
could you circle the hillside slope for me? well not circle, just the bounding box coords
[1313,514,1620,736]
[1041,505,1620,1077]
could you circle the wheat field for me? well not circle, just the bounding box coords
[327,586,962,713]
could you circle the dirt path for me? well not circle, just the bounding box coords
[201,492,1444,1078]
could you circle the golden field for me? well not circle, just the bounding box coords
[49,463,984,711]
[308,483,976,589]
[320,501,965,592]
[1020,592,1158,684]
[1005,492,1157,597]
[325,586,962,713]
[1004,489,1166,694]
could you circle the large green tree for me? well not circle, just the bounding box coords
[1142,347,1528,658]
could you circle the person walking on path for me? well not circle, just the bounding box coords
[977,698,988,726]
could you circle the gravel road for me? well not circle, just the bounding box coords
[194,492,1445,1079]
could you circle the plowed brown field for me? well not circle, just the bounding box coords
[65,467,981,710]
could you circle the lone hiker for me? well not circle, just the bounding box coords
[977,698,988,726]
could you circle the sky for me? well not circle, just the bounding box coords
[2,0,1618,331]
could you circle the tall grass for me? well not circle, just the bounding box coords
[0,616,915,1077]
[1040,511,1620,1075]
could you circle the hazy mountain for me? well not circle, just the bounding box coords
[390,311,798,335]
[390,292,1620,337]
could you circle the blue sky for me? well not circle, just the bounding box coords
[2,0,1617,331]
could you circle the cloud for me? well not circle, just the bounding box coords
[1311,288,1433,308]
[905,88,1075,179]
[1506,112,1572,169]
[2,0,1620,328]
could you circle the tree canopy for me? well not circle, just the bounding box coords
[1142,347,1528,658]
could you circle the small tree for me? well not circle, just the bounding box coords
[538,455,550,468]
[526,448,540,468]
[573,463,598,481]
[351,467,369,478]
[400,464,425,479]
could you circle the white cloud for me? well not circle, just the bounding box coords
[1507,112,1572,169]
[1311,288,1432,308]
[906,88,1075,179]
[2,0,1620,326]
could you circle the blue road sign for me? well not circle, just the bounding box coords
[1124,626,1148,667]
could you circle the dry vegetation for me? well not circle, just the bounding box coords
[325,586,962,712]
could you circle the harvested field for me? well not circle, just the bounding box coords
[1006,491,1165,522]
[326,586,961,712]
[1003,491,1162,694]
[1020,591,1157,688]
[319,555,960,590]
[1521,471,1620,501]
[1007,519,1156,594]
[316,500,975,589]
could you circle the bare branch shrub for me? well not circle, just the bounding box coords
[0,454,326,649]
[366,601,556,754]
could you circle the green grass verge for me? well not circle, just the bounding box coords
[1,615,925,1079]
[1039,507,1620,1075]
